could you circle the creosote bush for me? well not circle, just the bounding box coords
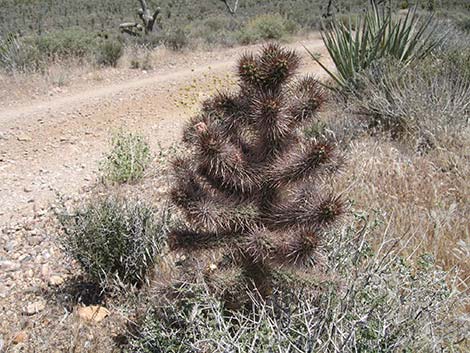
[96,39,123,67]
[100,131,151,184]
[237,14,296,44]
[57,196,168,289]
[32,29,101,60]
[129,213,468,352]
[169,44,344,304]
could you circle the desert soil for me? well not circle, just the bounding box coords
[0,36,330,351]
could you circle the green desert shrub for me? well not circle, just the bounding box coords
[96,39,123,67]
[237,14,295,44]
[31,29,100,60]
[309,2,442,90]
[57,196,169,288]
[128,213,467,352]
[100,131,151,184]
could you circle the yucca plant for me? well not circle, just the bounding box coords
[169,44,345,305]
[308,1,441,90]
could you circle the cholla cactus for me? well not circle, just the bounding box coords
[170,44,344,301]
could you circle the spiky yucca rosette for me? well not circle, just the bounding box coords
[170,44,344,303]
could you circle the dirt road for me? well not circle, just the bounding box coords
[0,37,329,226]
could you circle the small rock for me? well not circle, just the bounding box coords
[41,264,50,278]
[77,305,110,323]
[4,240,16,252]
[23,187,33,193]
[0,337,4,351]
[49,275,64,286]
[18,254,32,263]
[0,260,20,272]
[17,135,32,142]
[28,237,42,246]
[13,331,27,344]
[25,300,46,315]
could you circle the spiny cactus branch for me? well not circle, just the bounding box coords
[170,44,345,303]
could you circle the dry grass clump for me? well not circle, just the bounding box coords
[332,134,470,282]
[350,57,470,147]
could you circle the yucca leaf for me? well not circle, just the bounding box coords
[308,1,442,91]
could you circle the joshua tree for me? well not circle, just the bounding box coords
[169,44,344,304]
[120,0,162,36]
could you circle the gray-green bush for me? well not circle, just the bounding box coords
[128,213,468,352]
[31,29,101,60]
[350,54,470,146]
[96,39,124,67]
[57,196,169,288]
[237,14,296,44]
[100,131,151,184]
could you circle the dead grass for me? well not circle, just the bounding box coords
[334,131,470,284]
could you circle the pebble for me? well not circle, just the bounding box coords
[17,135,32,142]
[0,337,4,351]
[24,300,46,315]
[49,275,64,286]
[41,264,50,278]
[77,305,110,323]
[18,254,32,263]
[0,260,20,272]
[13,331,27,344]
[28,236,42,246]
[4,240,16,252]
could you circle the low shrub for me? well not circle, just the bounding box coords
[164,29,188,51]
[351,57,470,146]
[0,33,43,72]
[57,196,169,289]
[131,32,164,49]
[31,29,100,60]
[129,47,153,70]
[237,14,295,44]
[128,213,467,352]
[96,39,123,67]
[100,131,151,184]
[186,17,238,47]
